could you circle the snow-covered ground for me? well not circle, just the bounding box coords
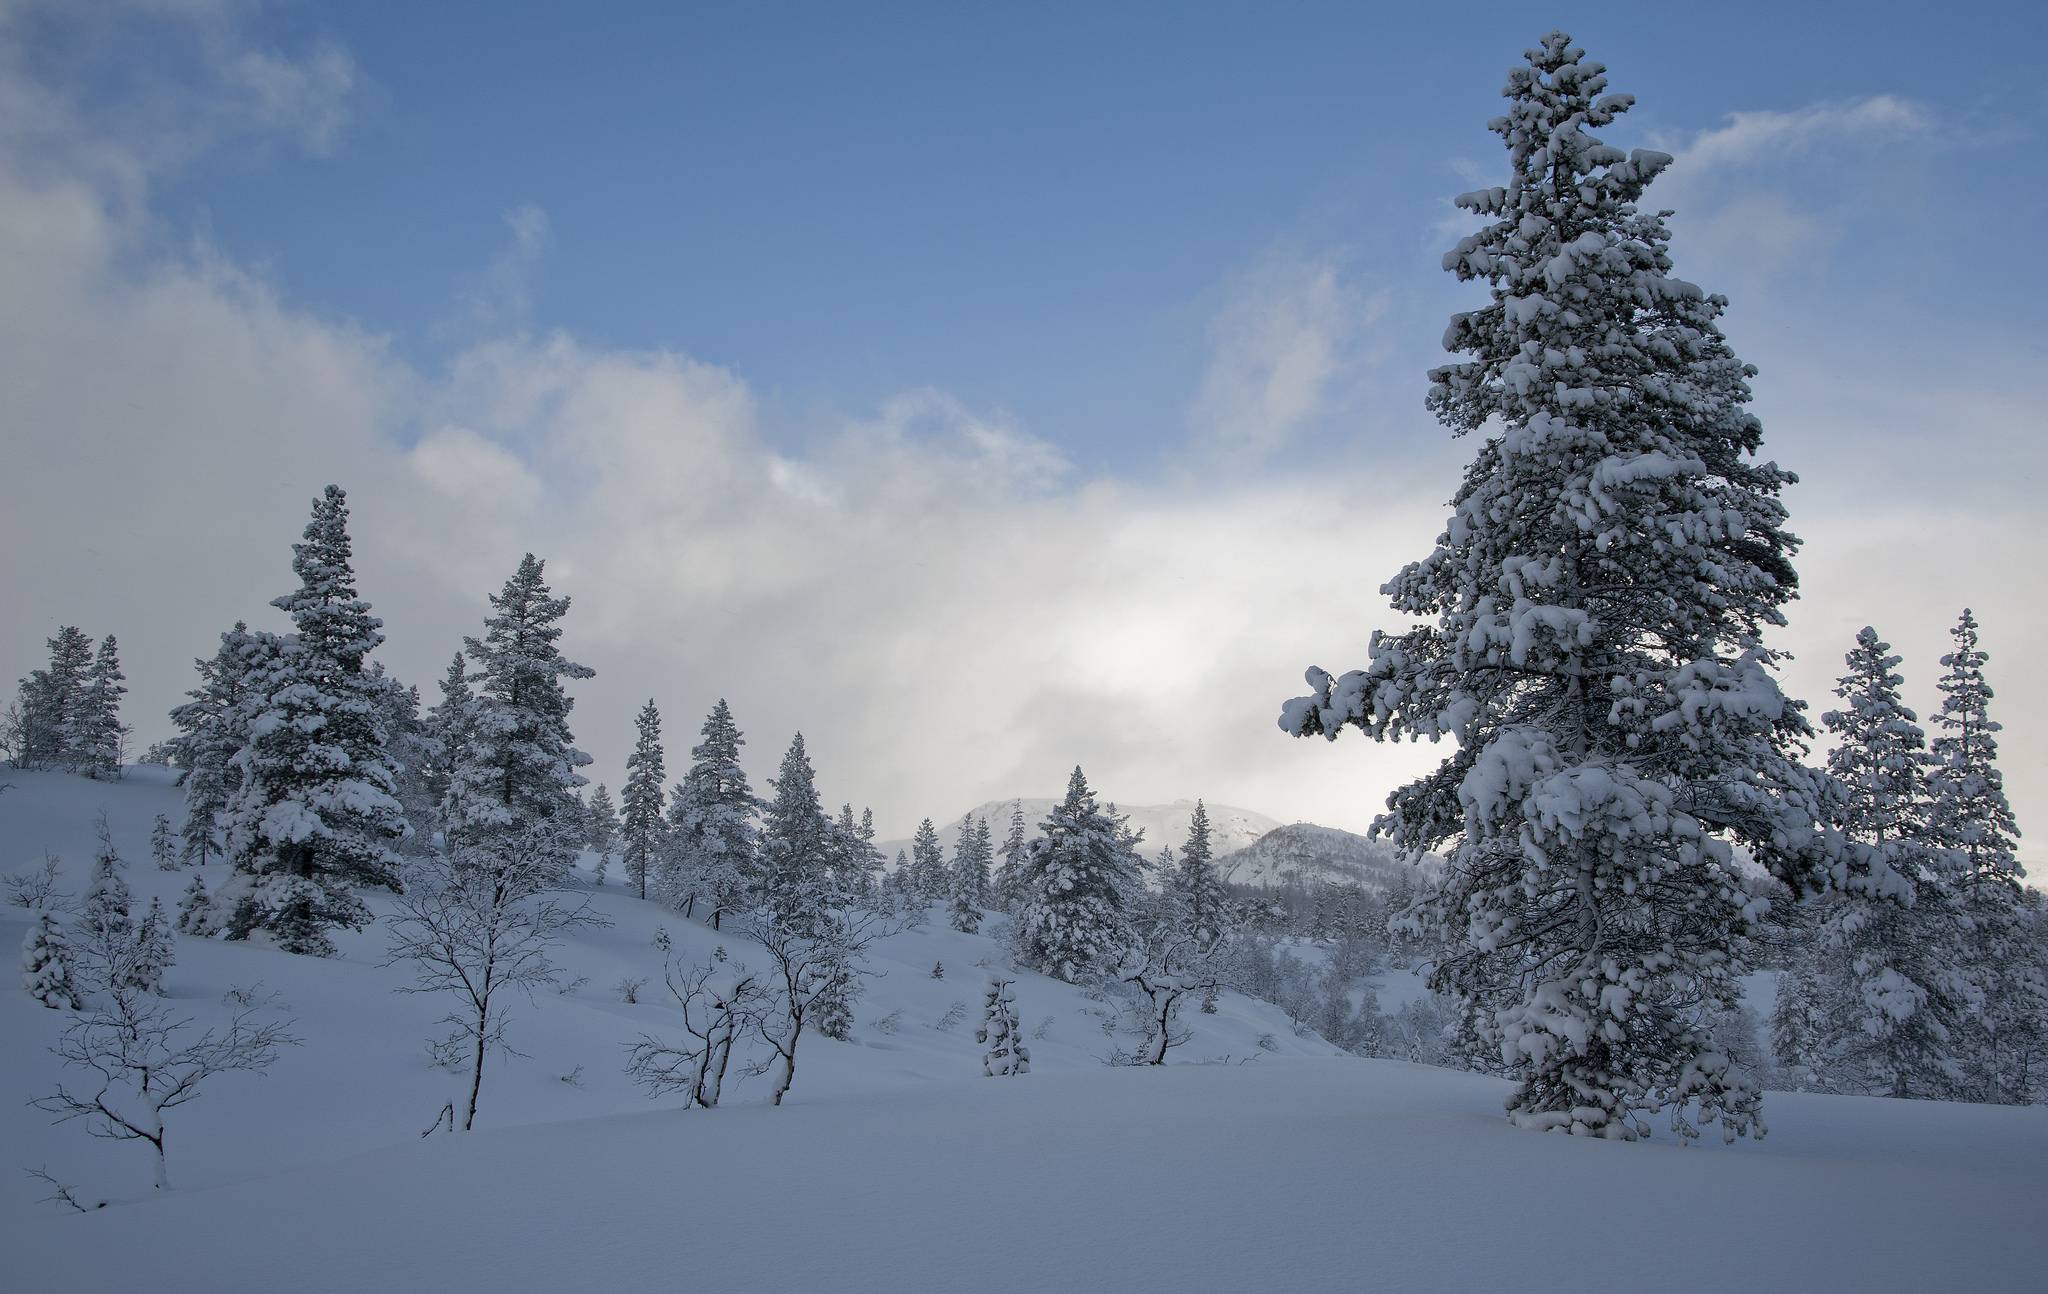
[6,769,2046,1292]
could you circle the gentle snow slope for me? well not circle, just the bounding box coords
[0,767,1331,1216]
[14,1060,2048,1293]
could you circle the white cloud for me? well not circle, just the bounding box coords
[1650,95,1933,280]
[1673,96,1930,173]
[1185,255,1384,466]
[1,24,2041,854]
[0,0,359,192]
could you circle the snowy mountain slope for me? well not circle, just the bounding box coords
[0,768,1336,1218]
[1212,821,1435,892]
[13,1055,2048,1293]
[879,797,1282,864]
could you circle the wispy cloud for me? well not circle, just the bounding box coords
[1185,255,1384,466]
[1670,95,1930,172]
[448,204,552,336]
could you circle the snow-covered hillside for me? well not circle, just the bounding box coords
[0,768,1333,1217]
[1214,821,1434,892]
[7,769,2047,1292]
[880,797,1281,864]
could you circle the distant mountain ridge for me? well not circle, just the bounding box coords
[879,800,1432,896]
[1214,822,1433,893]
[878,798,1282,866]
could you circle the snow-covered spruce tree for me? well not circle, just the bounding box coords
[948,814,986,933]
[1809,627,1971,1100]
[73,634,128,779]
[1168,800,1232,950]
[1278,34,1850,1140]
[12,626,94,769]
[757,733,837,923]
[77,821,136,989]
[169,622,256,867]
[1926,610,2021,885]
[909,817,947,903]
[978,977,1030,1076]
[831,804,883,901]
[622,699,667,900]
[151,814,177,871]
[994,800,1030,912]
[662,699,758,927]
[22,913,82,1010]
[441,554,593,878]
[1767,948,1828,1092]
[585,782,618,885]
[971,815,995,906]
[422,652,475,810]
[132,898,174,996]
[216,486,406,955]
[1924,609,2041,1102]
[1016,767,1143,984]
[367,664,441,856]
[175,872,213,936]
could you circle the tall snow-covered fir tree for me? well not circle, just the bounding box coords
[73,634,127,779]
[441,553,594,876]
[367,663,440,855]
[757,733,836,922]
[1167,800,1231,950]
[820,804,876,903]
[1808,627,1971,1100]
[1924,610,2041,1102]
[585,782,618,884]
[972,815,994,905]
[621,699,667,900]
[422,652,475,811]
[1278,33,1851,1140]
[994,800,1030,912]
[217,486,407,955]
[662,699,758,927]
[754,733,860,1038]
[1767,944,1827,1092]
[1016,767,1142,983]
[151,814,177,871]
[169,622,256,867]
[1926,610,2022,884]
[12,625,94,770]
[948,814,989,933]
[908,818,947,902]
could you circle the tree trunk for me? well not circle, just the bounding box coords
[465,1003,488,1131]
[769,1030,798,1106]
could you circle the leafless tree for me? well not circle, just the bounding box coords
[1118,921,1225,1066]
[385,819,606,1132]
[740,901,901,1105]
[625,957,768,1109]
[31,982,297,1191]
[6,853,68,910]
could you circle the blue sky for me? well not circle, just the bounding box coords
[29,1,2048,469]
[3,0,2045,839]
